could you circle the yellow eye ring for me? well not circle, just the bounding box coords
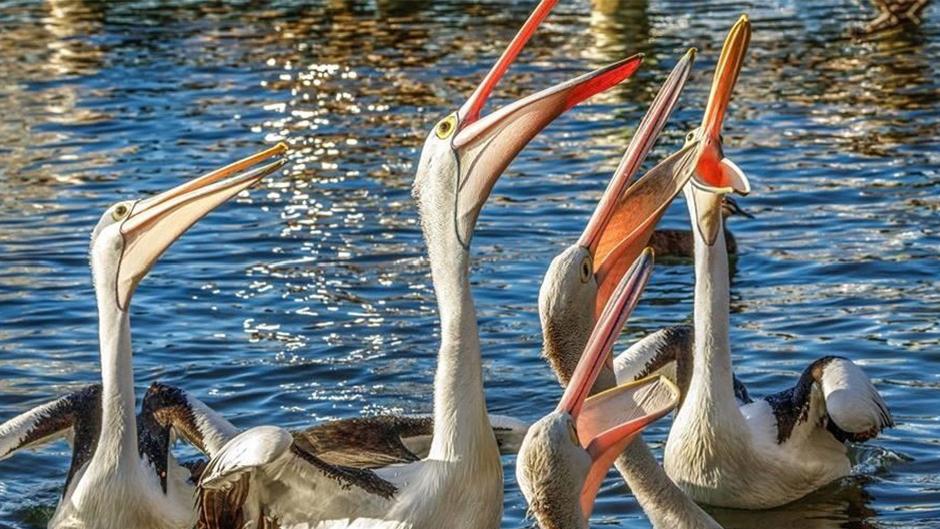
[435,114,458,140]
[579,256,592,283]
[111,203,129,221]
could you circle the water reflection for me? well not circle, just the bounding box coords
[0,1,938,528]
[712,478,878,529]
[588,0,650,61]
[0,0,108,202]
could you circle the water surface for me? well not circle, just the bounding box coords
[0,1,937,527]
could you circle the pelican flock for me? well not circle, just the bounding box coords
[0,2,897,529]
[195,2,646,526]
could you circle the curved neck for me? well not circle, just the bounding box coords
[682,189,741,420]
[425,238,494,462]
[93,265,139,469]
[614,439,721,529]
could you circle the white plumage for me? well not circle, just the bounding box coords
[821,358,891,436]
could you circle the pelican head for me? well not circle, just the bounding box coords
[685,14,752,246]
[538,50,699,386]
[412,0,644,250]
[519,250,679,528]
[89,144,287,311]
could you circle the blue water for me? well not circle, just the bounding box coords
[0,1,938,527]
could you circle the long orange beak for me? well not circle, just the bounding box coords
[693,14,751,192]
[687,15,752,245]
[574,49,698,317]
[440,0,644,245]
[553,248,678,517]
[557,248,653,420]
[702,15,750,140]
[578,377,678,517]
[115,143,288,310]
[457,0,559,125]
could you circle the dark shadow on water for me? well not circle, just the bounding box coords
[710,477,878,529]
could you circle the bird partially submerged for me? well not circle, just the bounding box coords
[663,15,894,510]
[534,49,724,529]
[538,48,750,413]
[648,196,751,260]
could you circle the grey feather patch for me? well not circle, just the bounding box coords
[290,438,398,499]
[295,415,427,469]
[63,385,102,496]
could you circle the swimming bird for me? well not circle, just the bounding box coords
[535,50,723,529]
[0,144,288,529]
[662,15,893,510]
[539,48,750,413]
[520,250,708,529]
[648,196,751,260]
[195,2,645,527]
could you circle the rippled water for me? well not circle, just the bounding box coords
[0,0,937,527]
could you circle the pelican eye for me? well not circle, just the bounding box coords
[111,203,129,221]
[579,256,592,283]
[686,131,696,142]
[435,114,458,140]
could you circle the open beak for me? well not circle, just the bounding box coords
[555,249,654,421]
[701,15,751,142]
[578,376,678,517]
[553,248,678,516]
[457,0,559,126]
[571,49,698,317]
[443,0,644,245]
[687,15,752,245]
[114,143,288,310]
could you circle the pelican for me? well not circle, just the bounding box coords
[519,250,699,529]
[195,1,645,527]
[662,15,893,510]
[0,144,288,529]
[539,48,750,416]
[535,50,723,529]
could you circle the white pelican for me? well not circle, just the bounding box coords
[520,250,707,529]
[0,144,288,529]
[535,49,722,529]
[195,2,645,527]
[662,15,894,509]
